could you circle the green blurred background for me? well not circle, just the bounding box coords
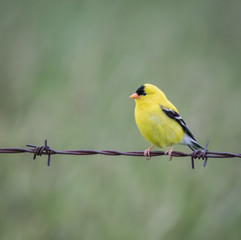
[1,0,241,239]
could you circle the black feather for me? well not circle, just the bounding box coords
[161,106,196,141]
[136,85,146,96]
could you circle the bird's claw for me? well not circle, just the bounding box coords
[165,146,173,161]
[144,146,153,160]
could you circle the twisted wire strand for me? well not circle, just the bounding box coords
[0,140,240,169]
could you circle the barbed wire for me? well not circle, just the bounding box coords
[0,140,240,169]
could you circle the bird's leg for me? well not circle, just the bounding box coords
[144,146,154,160]
[165,145,173,161]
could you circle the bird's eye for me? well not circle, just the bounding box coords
[136,85,146,96]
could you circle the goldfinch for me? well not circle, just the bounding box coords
[130,83,203,160]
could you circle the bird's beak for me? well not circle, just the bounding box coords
[129,93,139,99]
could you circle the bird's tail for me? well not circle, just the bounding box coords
[188,139,204,151]
[181,134,204,151]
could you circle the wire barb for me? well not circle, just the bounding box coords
[26,139,54,166]
[202,140,209,167]
[1,139,241,169]
[190,140,209,169]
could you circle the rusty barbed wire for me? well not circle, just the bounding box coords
[0,140,241,169]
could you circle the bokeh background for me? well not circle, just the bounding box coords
[1,0,241,239]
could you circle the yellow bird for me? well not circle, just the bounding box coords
[130,84,203,160]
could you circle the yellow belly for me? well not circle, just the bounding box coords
[135,104,183,148]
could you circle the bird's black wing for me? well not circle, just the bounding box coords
[161,106,196,141]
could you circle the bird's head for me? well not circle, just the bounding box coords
[130,84,165,103]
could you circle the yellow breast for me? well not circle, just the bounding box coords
[135,102,183,148]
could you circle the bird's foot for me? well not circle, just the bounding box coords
[165,146,173,161]
[144,146,154,160]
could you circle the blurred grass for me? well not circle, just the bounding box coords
[1,0,241,239]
